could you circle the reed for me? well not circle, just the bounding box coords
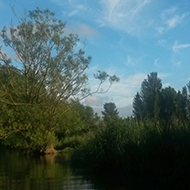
[71,120,190,187]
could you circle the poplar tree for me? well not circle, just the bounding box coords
[140,72,162,119]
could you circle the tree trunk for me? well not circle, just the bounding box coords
[44,144,58,154]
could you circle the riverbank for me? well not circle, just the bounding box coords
[71,122,190,189]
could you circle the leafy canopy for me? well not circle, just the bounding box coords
[0,8,119,106]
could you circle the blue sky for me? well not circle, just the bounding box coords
[0,0,190,115]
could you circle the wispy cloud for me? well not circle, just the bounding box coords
[84,71,170,108]
[84,95,105,107]
[84,73,147,107]
[76,23,99,37]
[64,23,99,40]
[167,14,187,28]
[51,0,189,37]
[126,55,134,67]
[125,53,147,68]
[156,7,188,34]
[154,59,160,67]
[99,0,152,34]
[158,73,171,79]
[173,42,190,52]
[52,0,152,35]
[163,83,170,88]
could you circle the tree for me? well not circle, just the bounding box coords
[0,8,119,152]
[133,92,143,121]
[153,92,161,126]
[140,72,162,119]
[102,102,119,122]
[175,87,188,127]
[186,82,190,121]
[159,86,177,129]
[55,102,101,149]
[1,8,119,105]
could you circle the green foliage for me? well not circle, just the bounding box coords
[159,87,177,128]
[140,72,162,119]
[71,117,142,170]
[71,72,190,187]
[0,104,58,151]
[132,72,190,129]
[55,102,100,150]
[0,8,119,152]
[1,8,91,104]
[101,102,119,123]
[133,92,143,121]
[71,118,190,187]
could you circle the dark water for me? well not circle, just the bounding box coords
[2,148,188,190]
[0,148,102,190]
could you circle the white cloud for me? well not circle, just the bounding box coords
[167,14,186,28]
[83,70,170,111]
[173,43,190,52]
[155,27,165,34]
[84,73,147,108]
[126,55,133,67]
[158,73,171,79]
[154,59,159,67]
[51,1,189,37]
[64,23,99,40]
[53,0,153,35]
[156,7,188,34]
[68,10,78,17]
[163,83,170,88]
[99,0,152,34]
[84,95,104,107]
[125,54,147,68]
[76,23,98,37]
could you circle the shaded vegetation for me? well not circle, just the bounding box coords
[0,8,118,153]
[71,72,190,188]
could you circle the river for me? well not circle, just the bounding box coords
[1,147,187,189]
[0,148,106,190]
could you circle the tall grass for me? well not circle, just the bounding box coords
[71,119,190,188]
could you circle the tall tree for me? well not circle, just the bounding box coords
[0,8,119,152]
[153,92,161,126]
[159,86,177,129]
[1,8,119,105]
[175,87,188,127]
[102,102,119,122]
[133,92,144,121]
[140,72,162,119]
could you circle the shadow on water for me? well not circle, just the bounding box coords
[71,166,190,190]
[1,147,190,190]
[0,147,99,190]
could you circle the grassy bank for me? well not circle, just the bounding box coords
[71,120,190,188]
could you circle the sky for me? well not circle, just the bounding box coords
[0,0,190,116]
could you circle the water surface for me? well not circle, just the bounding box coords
[0,148,100,190]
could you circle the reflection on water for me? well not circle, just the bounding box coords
[0,148,98,190]
[1,148,189,190]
